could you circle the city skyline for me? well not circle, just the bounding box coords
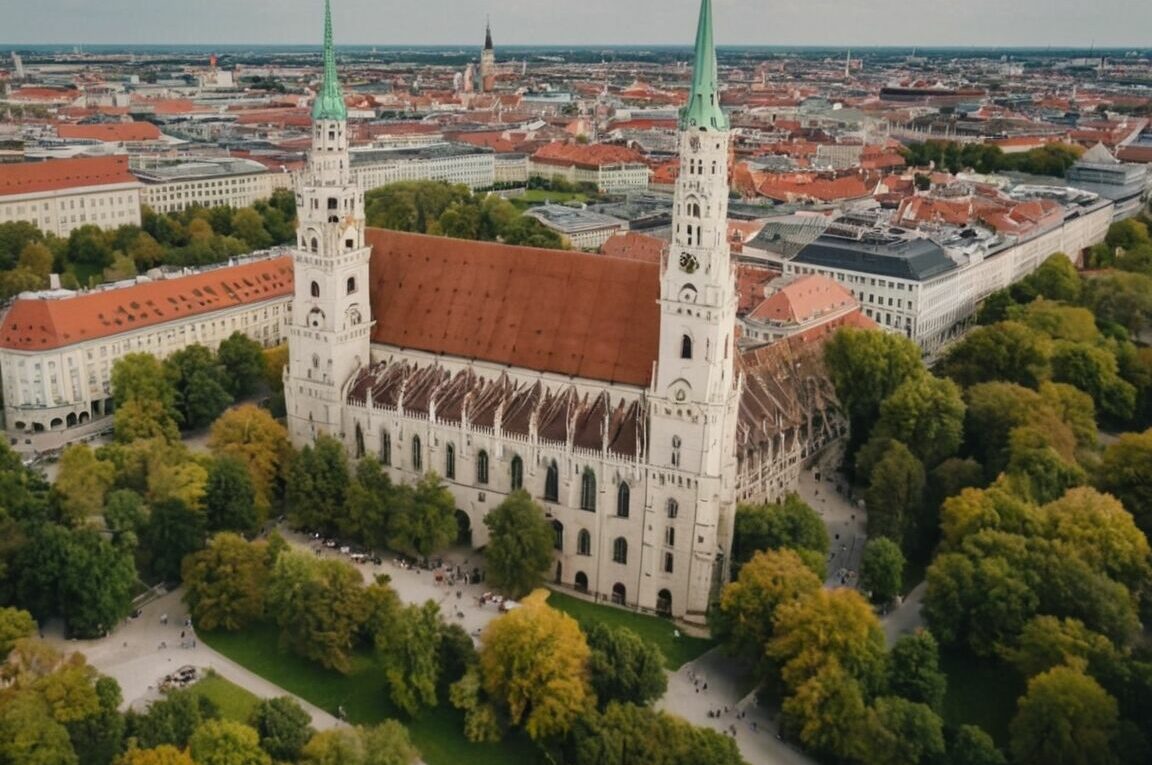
[2,0,1151,49]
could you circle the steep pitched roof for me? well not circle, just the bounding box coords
[365,228,661,387]
[0,257,293,351]
[0,156,139,197]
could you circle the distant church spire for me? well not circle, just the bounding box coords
[680,0,727,131]
[312,0,347,121]
[484,17,493,51]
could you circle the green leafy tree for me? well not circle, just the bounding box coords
[113,399,180,445]
[18,241,54,278]
[217,332,266,398]
[1051,341,1136,423]
[285,436,348,534]
[1022,254,1082,302]
[230,209,273,251]
[142,498,206,583]
[860,537,905,603]
[0,606,37,656]
[125,688,218,750]
[187,719,270,765]
[181,533,269,632]
[585,622,668,708]
[299,722,419,765]
[0,691,78,765]
[203,456,258,534]
[116,745,196,765]
[66,676,126,765]
[342,456,394,547]
[1001,615,1120,679]
[864,440,925,548]
[1009,664,1118,765]
[1082,271,1152,335]
[1009,300,1099,343]
[712,549,822,664]
[1096,427,1152,539]
[780,659,867,762]
[731,494,828,574]
[482,490,555,598]
[963,382,1063,478]
[53,445,115,526]
[873,374,966,468]
[375,600,443,716]
[569,702,744,765]
[823,327,925,455]
[941,321,1052,389]
[164,345,233,429]
[249,697,313,763]
[208,405,292,515]
[387,473,456,558]
[886,630,947,712]
[949,725,1007,765]
[265,551,367,673]
[862,696,946,765]
[111,353,176,413]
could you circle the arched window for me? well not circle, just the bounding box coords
[327,197,338,210]
[412,435,422,472]
[310,238,318,253]
[666,498,679,519]
[612,537,628,565]
[577,530,591,556]
[616,482,630,518]
[688,201,700,218]
[552,520,564,551]
[346,276,357,295]
[544,460,559,502]
[671,436,682,468]
[380,430,392,466]
[310,281,320,298]
[681,335,693,359]
[445,443,456,479]
[580,469,597,512]
[476,450,489,485]
[510,455,523,490]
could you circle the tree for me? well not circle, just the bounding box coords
[217,332,266,399]
[1001,616,1120,680]
[115,745,196,765]
[181,534,269,632]
[569,702,744,765]
[187,720,270,765]
[712,549,822,664]
[585,622,668,708]
[342,457,394,547]
[249,697,313,763]
[54,445,116,526]
[482,490,555,599]
[55,529,135,638]
[1004,425,1086,505]
[285,436,349,534]
[780,659,867,762]
[0,606,37,656]
[963,382,1056,478]
[769,588,887,694]
[299,722,418,765]
[873,374,966,468]
[1009,300,1099,344]
[360,721,420,765]
[208,405,292,514]
[1009,664,1118,765]
[887,630,947,712]
[387,473,456,559]
[1096,428,1152,539]
[125,688,218,750]
[265,551,367,673]
[1022,254,1082,303]
[142,498,206,583]
[0,691,78,765]
[66,675,126,765]
[862,696,946,765]
[864,440,925,548]
[823,327,925,454]
[0,266,46,299]
[375,600,443,716]
[230,209,272,251]
[165,345,232,430]
[112,353,176,413]
[1050,341,1136,423]
[860,537,905,603]
[203,456,258,534]
[731,494,828,573]
[940,321,1052,389]
[1039,487,1151,594]
[949,725,1007,765]
[127,231,166,270]
[113,399,180,445]
[18,241,54,278]
[474,590,592,741]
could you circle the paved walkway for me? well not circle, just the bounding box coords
[881,581,928,647]
[43,591,342,731]
[794,442,868,590]
[658,648,817,765]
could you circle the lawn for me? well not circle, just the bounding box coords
[544,590,715,670]
[189,672,261,722]
[509,190,591,209]
[940,650,1024,746]
[201,623,542,765]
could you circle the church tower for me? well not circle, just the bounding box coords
[644,0,739,618]
[286,0,373,446]
[479,19,496,93]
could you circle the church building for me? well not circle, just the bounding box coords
[285,0,839,621]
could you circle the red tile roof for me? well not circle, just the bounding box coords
[365,229,660,387]
[599,232,665,263]
[0,257,293,351]
[56,122,161,142]
[532,142,646,169]
[749,274,857,324]
[0,156,139,198]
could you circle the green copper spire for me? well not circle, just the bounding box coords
[312,0,348,122]
[679,0,728,131]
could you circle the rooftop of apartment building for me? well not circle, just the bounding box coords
[349,141,493,165]
[523,204,627,235]
[131,156,274,184]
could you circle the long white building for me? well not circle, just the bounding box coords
[0,155,142,237]
[134,157,293,214]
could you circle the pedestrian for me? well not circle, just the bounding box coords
[703,682,708,691]
[161,613,168,625]
[180,630,185,639]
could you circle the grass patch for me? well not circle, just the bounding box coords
[544,590,714,670]
[189,672,261,722]
[200,623,541,765]
[509,190,590,209]
[940,650,1024,746]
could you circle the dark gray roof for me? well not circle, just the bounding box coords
[794,233,956,281]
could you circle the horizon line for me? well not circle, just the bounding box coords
[2,41,1150,50]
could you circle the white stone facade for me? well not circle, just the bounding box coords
[0,184,142,238]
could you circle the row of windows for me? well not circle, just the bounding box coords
[555,530,674,572]
[375,428,683,519]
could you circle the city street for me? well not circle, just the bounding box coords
[794,443,868,591]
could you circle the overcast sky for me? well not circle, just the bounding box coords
[3,0,1150,48]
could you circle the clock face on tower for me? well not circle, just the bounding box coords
[679,252,699,274]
